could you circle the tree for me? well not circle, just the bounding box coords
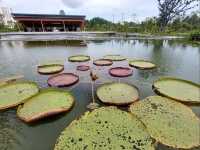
[157,0,199,31]
[59,10,66,15]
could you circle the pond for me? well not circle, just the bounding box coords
[0,39,199,150]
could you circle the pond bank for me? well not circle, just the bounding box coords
[0,31,185,41]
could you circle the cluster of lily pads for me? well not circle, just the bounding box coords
[0,54,200,150]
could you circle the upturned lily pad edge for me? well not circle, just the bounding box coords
[37,64,64,75]
[0,81,39,111]
[152,76,200,104]
[68,55,91,62]
[129,96,200,149]
[96,82,140,106]
[17,88,75,123]
[129,59,157,70]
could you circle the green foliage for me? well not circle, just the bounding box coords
[189,31,200,41]
[86,12,200,36]
[0,23,19,32]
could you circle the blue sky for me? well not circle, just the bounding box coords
[0,0,198,22]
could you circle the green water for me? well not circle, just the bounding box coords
[0,39,199,150]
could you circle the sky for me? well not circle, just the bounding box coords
[0,0,198,22]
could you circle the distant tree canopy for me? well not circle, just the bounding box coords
[86,12,200,34]
[157,0,199,31]
[59,10,66,15]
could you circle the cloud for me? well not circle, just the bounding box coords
[62,0,86,8]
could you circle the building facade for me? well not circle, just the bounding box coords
[12,13,86,32]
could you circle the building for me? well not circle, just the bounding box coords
[0,7,15,27]
[12,13,86,32]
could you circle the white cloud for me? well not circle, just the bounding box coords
[61,0,86,8]
[1,0,198,22]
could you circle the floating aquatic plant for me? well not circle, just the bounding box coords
[17,88,74,123]
[54,107,155,150]
[97,82,139,106]
[153,77,200,103]
[130,96,200,149]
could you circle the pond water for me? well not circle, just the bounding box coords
[0,39,199,150]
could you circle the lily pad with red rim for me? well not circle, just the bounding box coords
[77,65,90,71]
[109,67,133,77]
[47,73,79,87]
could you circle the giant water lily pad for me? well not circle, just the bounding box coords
[109,67,133,77]
[37,64,64,75]
[17,89,74,123]
[68,55,90,62]
[93,59,113,66]
[47,73,79,87]
[97,83,139,105]
[77,65,90,71]
[130,96,200,149]
[54,107,155,150]
[153,77,200,103]
[0,82,39,110]
[129,60,156,70]
[103,55,126,61]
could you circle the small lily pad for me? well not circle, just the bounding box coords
[17,88,74,123]
[0,81,39,110]
[47,73,79,87]
[77,65,90,71]
[103,55,126,61]
[129,60,156,70]
[93,59,113,66]
[54,107,155,150]
[97,83,139,105]
[153,77,200,103]
[130,96,200,149]
[68,55,90,62]
[37,64,64,75]
[109,67,133,77]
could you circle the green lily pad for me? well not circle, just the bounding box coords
[93,59,113,66]
[153,77,200,103]
[68,55,90,62]
[97,83,139,105]
[54,107,155,150]
[130,96,200,149]
[17,88,74,123]
[103,55,126,61]
[0,82,39,110]
[129,60,156,70]
[37,64,64,75]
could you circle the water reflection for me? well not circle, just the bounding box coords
[23,40,87,47]
[0,39,199,150]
